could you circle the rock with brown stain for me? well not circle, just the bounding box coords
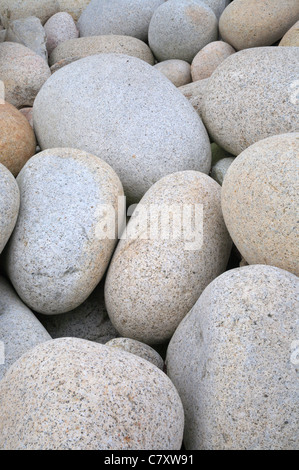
[0,102,36,176]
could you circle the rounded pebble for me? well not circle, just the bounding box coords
[148,0,218,63]
[33,54,211,204]
[0,337,184,450]
[106,338,164,370]
[49,35,155,67]
[0,42,51,108]
[0,164,20,254]
[154,59,191,87]
[44,12,79,56]
[221,133,299,276]
[166,265,299,450]
[0,276,51,382]
[202,47,299,156]
[105,171,232,344]
[5,148,124,314]
[191,41,235,81]
[0,101,36,176]
[78,0,164,42]
[219,0,299,50]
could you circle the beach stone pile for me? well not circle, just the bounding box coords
[0,0,298,451]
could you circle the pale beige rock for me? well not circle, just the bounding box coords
[0,102,36,176]
[106,338,164,370]
[202,47,299,156]
[0,276,51,382]
[57,0,90,21]
[0,338,184,450]
[19,107,34,128]
[279,20,299,46]
[44,12,79,56]
[219,0,299,50]
[105,171,232,345]
[221,133,299,276]
[0,42,51,109]
[49,35,155,66]
[166,265,299,450]
[0,0,60,28]
[154,60,191,87]
[178,78,209,119]
[5,148,125,315]
[191,41,235,81]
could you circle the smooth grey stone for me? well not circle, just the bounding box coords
[0,276,51,382]
[33,54,211,204]
[77,0,164,42]
[166,265,299,450]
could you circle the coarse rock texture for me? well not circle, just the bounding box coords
[178,78,209,119]
[0,338,184,450]
[0,42,51,109]
[154,60,191,87]
[106,338,164,370]
[5,148,124,315]
[105,171,232,345]
[0,0,60,29]
[221,133,299,276]
[19,107,34,128]
[211,142,234,165]
[49,35,155,67]
[200,0,230,19]
[35,281,119,344]
[0,164,20,254]
[202,47,299,156]
[279,20,299,47]
[210,157,235,186]
[0,276,51,382]
[44,12,79,56]
[78,0,164,42]
[219,0,299,50]
[57,0,90,21]
[166,265,299,450]
[6,16,48,61]
[148,0,218,63]
[0,102,36,176]
[33,54,211,204]
[191,41,235,81]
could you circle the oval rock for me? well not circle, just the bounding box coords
[0,42,51,108]
[202,47,299,156]
[0,276,51,382]
[0,102,36,176]
[105,171,232,344]
[219,0,299,50]
[5,148,124,314]
[0,337,184,450]
[221,133,299,276]
[148,0,218,63]
[166,265,299,450]
[33,54,211,204]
